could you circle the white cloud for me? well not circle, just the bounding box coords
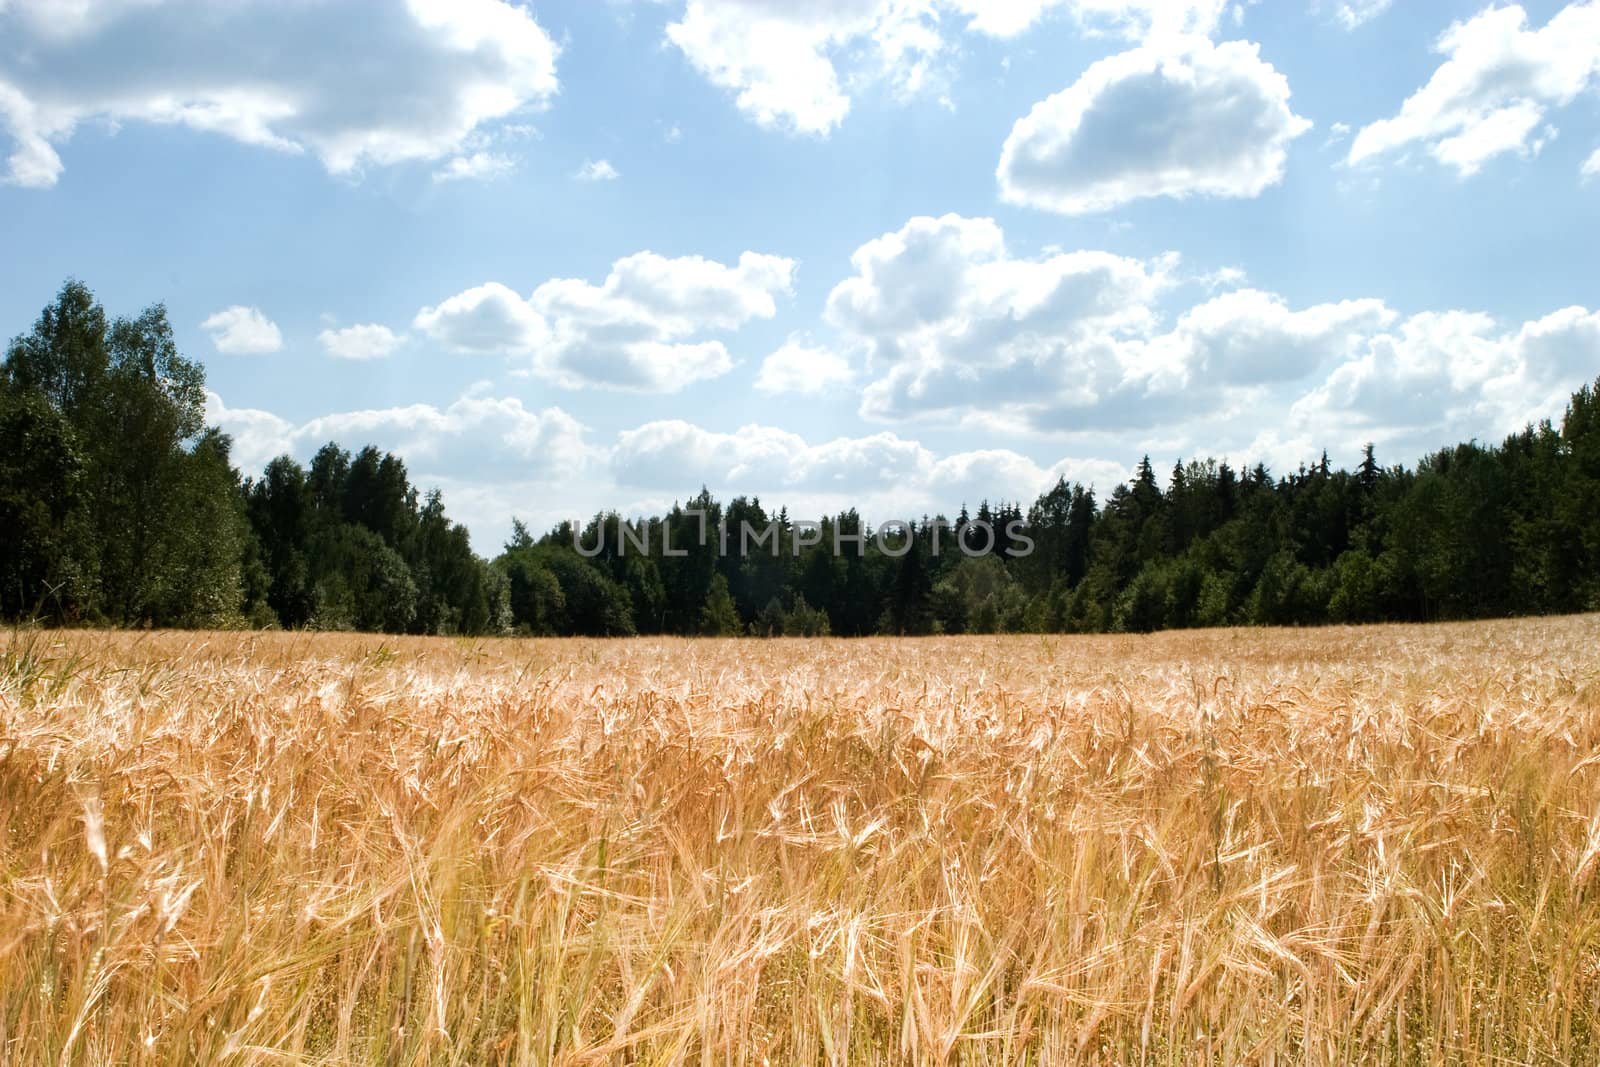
[434,152,515,183]
[921,449,1056,508]
[754,338,855,395]
[529,251,794,391]
[1349,3,1600,177]
[206,387,598,550]
[318,324,405,361]
[828,213,1167,346]
[1584,147,1600,180]
[1042,0,1228,41]
[998,36,1310,215]
[1332,0,1390,30]
[614,421,837,492]
[1197,265,1249,291]
[817,213,1598,473]
[940,0,1072,38]
[415,251,795,392]
[0,0,558,188]
[824,213,1174,426]
[574,158,620,181]
[0,82,62,186]
[1148,288,1396,385]
[201,306,282,355]
[1291,306,1600,449]
[663,0,934,135]
[609,419,1118,515]
[202,391,295,474]
[298,394,593,479]
[1044,456,1134,495]
[1511,305,1600,391]
[1431,101,1550,175]
[659,0,1228,137]
[206,388,593,483]
[413,283,548,354]
[913,0,1230,44]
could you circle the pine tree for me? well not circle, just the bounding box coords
[1358,443,1380,494]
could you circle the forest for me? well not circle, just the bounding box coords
[3,280,1597,637]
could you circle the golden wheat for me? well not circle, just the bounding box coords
[2,619,1599,1064]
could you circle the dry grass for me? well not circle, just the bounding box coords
[2,619,1600,1064]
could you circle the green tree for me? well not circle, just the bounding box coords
[500,550,566,636]
[311,524,418,633]
[0,387,94,618]
[700,573,742,636]
[783,594,830,637]
[154,429,250,627]
[247,456,316,627]
[4,281,217,625]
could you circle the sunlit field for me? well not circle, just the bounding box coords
[4,620,1600,1064]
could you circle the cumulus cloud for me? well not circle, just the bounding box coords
[433,152,515,183]
[415,251,795,392]
[202,392,295,475]
[941,0,1074,38]
[299,395,592,479]
[318,324,405,361]
[921,449,1059,508]
[1332,0,1390,30]
[609,419,1121,517]
[663,0,940,134]
[755,338,855,395]
[574,158,620,182]
[662,0,921,134]
[659,0,1229,136]
[1201,304,1600,469]
[829,213,1167,350]
[819,214,1598,474]
[413,283,547,355]
[822,213,1174,426]
[1584,147,1600,180]
[1292,307,1600,448]
[1146,288,1395,385]
[205,387,598,549]
[530,250,794,391]
[201,306,282,355]
[998,36,1310,214]
[1348,3,1600,177]
[614,421,870,493]
[206,388,593,483]
[0,0,559,188]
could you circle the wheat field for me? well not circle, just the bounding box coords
[2,619,1600,1064]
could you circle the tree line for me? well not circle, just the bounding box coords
[3,280,1597,636]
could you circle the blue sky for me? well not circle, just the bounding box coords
[3,0,1598,549]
